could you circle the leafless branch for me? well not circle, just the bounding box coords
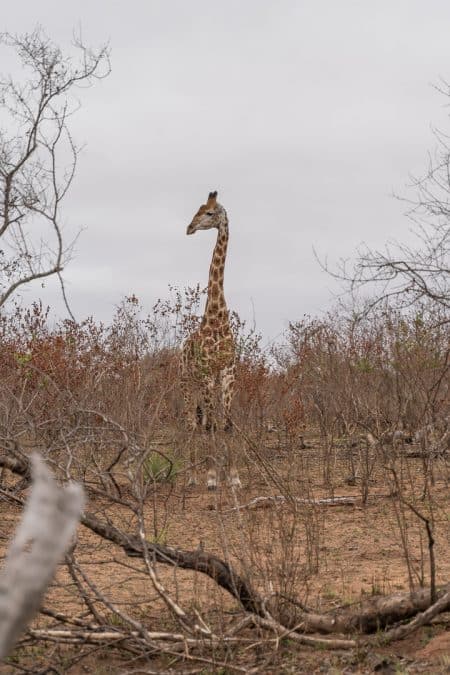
[0,26,110,309]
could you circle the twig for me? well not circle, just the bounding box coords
[404,500,437,603]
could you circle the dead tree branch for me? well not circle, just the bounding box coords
[0,27,110,309]
[0,454,84,659]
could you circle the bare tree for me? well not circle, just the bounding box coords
[323,90,450,319]
[0,27,110,310]
[0,26,107,661]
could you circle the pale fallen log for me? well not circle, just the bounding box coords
[226,495,358,512]
[27,627,246,646]
[27,625,356,651]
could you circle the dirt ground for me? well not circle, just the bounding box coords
[1,438,449,673]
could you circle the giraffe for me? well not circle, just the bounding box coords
[180,191,241,490]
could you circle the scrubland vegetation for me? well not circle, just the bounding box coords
[0,290,449,673]
[1,26,449,675]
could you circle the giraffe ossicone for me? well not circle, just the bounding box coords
[181,191,241,490]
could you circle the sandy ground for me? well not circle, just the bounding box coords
[0,439,449,673]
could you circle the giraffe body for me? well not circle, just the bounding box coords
[180,191,241,490]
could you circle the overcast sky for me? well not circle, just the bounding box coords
[3,1,450,340]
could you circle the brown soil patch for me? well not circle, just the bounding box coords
[415,628,450,664]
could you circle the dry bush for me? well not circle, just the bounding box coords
[0,294,449,672]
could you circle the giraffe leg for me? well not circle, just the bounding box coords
[221,364,241,489]
[201,376,219,490]
[180,376,198,486]
[206,448,218,490]
[221,363,235,432]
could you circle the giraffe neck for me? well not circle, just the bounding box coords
[202,221,229,328]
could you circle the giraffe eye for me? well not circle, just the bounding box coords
[206,211,213,216]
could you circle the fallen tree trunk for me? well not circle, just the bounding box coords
[81,510,450,634]
[270,585,450,634]
[1,451,449,639]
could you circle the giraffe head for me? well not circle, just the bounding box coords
[186,191,227,235]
